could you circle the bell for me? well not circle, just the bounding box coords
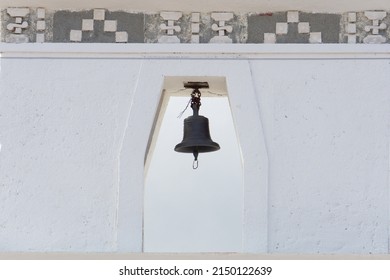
[175,114,220,161]
[175,82,220,168]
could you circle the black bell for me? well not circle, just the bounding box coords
[174,84,220,168]
[175,114,220,160]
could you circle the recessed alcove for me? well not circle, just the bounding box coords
[144,77,243,252]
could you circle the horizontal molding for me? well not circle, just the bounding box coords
[1,43,390,59]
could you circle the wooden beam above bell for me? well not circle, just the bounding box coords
[184,82,209,89]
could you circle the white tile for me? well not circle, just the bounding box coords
[347,23,356,34]
[36,20,46,31]
[192,13,200,22]
[211,12,234,21]
[36,33,45,43]
[70,30,82,42]
[309,32,322,43]
[347,34,357,44]
[363,34,386,44]
[37,8,45,19]
[264,33,276,43]
[6,8,29,17]
[82,19,94,31]
[191,35,200,43]
[15,17,22,24]
[348,12,356,22]
[5,34,29,43]
[160,11,182,21]
[104,20,117,32]
[298,22,310,33]
[287,11,299,23]
[94,9,105,20]
[115,31,128,43]
[209,35,232,43]
[158,35,180,43]
[191,23,200,33]
[276,22,288,34]
[364,11,387,21]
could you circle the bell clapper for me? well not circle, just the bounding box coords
[192,148,199,169]
[192,159,199,169]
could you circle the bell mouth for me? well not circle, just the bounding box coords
[174,114,220,154]
[174,143,220,153]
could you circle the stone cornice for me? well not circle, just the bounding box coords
[1,43,390,59]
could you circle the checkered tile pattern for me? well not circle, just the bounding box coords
[264,11,322,44]
[69,9,128,42]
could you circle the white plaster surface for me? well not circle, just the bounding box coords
[251,59,390,253]
[0,45,389,253]
[0,58,142,251]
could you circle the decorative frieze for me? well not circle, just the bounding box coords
[1,8,390,44]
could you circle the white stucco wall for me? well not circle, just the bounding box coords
[0,44,389,254]
[0,57,143,251]
[252,59,390,253]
